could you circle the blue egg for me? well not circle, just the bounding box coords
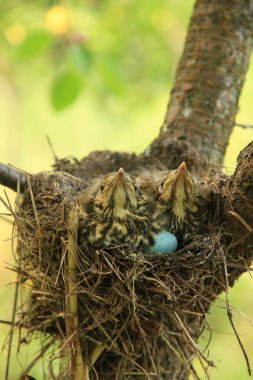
[148,231,178,254]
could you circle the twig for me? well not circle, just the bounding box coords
[0,319,16,326]
[235,123,253,129]
[26,175,39,225]
[173,312,214,380]
[5,274,19,380]
[20,339,54,378]
[64,203,86,380]
[221,251,252,376]
[0,163,27,192]
[227,211,253,232]
[46,136,59,164]
[25,174,43,272]
[0,215,13,224]
[90,343,105,367]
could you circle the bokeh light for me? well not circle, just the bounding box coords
[45,5,72,36]
[4,23,27,45]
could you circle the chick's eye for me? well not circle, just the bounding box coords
[160,179,165,187]
[133,183,138,192]
[100,185,105,191]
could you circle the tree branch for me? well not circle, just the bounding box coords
[223,140,253,278]
[0,163,27,192]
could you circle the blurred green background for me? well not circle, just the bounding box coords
[1,1,253,379]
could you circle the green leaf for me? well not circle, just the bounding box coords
[17,29,53,59]
[67,45,92,74]
[51,71,83,111]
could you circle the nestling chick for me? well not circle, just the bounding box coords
[78,168,166,250]
[157,162,198,244]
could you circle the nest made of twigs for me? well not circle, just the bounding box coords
[10,169,240,380]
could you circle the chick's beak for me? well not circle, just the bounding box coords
[112,168,125,187]
[161,162,187,194]
[117,167,125,178]
[175,161,187,181]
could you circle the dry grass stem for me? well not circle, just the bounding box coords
[64,203,86,380]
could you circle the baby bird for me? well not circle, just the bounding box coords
[78,168,166,251]
[157,162,198,244]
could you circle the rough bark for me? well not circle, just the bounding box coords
[224,140,253,281]
[152,0,253,167]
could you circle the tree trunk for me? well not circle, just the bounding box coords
[159,0,253,167]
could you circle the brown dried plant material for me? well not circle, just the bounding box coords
[5,157,249,380]
[64,203,86,380]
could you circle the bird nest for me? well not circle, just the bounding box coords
[10,168,237,379]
